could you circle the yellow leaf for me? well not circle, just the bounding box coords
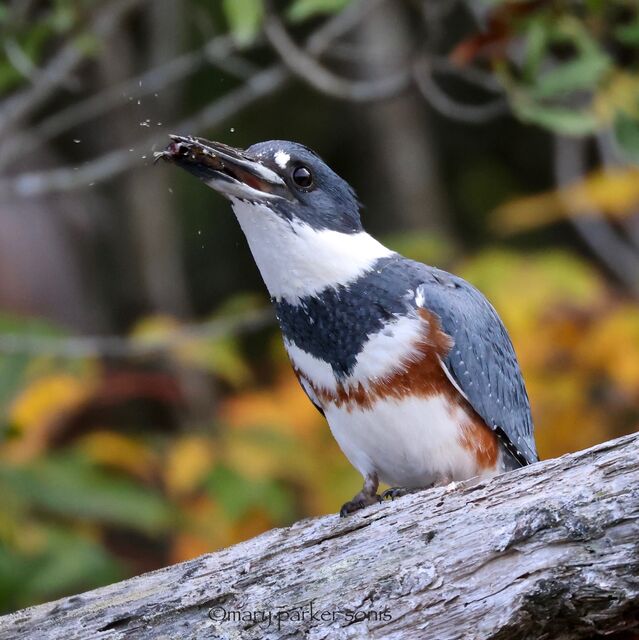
[170,531,216,563]
[164,436,216,498]
[174,496,233,554]
[176,336,251,386]
[595,71,639,122]
[6,374,95,461]
[10,374,92,430]
[232,507,274,542]
[77,431,158,481]
[220,368,323,439]
[130,314,181,345]
[493,168,639,233]
[132,314,252,386]
[580,306,639,394]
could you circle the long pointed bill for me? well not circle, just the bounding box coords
[155,135,291,202]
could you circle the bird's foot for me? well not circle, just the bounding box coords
[382,486,411,501]
[381,485,432,501]
[339,494,381,517]
[339,472,380,517]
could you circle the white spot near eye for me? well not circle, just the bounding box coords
[274,150,290,169]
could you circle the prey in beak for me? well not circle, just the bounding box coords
[155,135,291,202]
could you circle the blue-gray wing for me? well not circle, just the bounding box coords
[415,267,538,467]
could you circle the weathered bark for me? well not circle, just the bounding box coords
[2,433,638,640]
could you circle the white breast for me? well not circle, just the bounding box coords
[325,395,495,488]
[284,312,497,487]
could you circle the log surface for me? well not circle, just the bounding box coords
[1,433,639,640]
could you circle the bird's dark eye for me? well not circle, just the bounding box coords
[292,165,313,189]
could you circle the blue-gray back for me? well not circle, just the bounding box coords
[414,264,538,467]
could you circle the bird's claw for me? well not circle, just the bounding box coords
[381,484,435,501]
[381,486,411,501]
[339,494,381,517]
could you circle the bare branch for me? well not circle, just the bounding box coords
[0,0,385,197]
[7,0,38,22]
[0,36,253,169]
[420,0,460,49]
[0,0,148,139]
[263,1,411,103]
[304,0,386,54]
[554,136,639,296]
[0,308,273,360]
[420,0,459,24]
[3,64,290,197]
[428,56,503,93]
[414,57,508,123]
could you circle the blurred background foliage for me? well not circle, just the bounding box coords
[0,0,638,614]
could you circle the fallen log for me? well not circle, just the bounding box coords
[1,432,638,640]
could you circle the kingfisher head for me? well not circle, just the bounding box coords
[158,135,362,233]
[158,135,392,302]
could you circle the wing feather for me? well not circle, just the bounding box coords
[416,268,538,466]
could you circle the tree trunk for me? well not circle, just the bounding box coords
[2,433,638,640]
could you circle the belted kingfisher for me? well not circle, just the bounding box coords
[158,135,539,516]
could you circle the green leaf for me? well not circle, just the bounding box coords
[20,21,55,62]
[0,314,68,432]
[21,526,124,603]
[182,335,251,386]
[532,54,611,100]
[614,112,639,165]
[51,3,76,33]
[0,313,65,337]
[461,249,604,308]
[287,0,350,23]
[222,0,264,46]
[0,526,123,613]
[0,62,23,94]
[205,464,294,523]
[0,354,30,436]
[512,97,599,135]
[585,0,605,11]
[73,33,100,56]
[0,454,175,534]
[382,231,454,266]
[520,17,612,100]
[615,22,639,46]
[522,17,549,82]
